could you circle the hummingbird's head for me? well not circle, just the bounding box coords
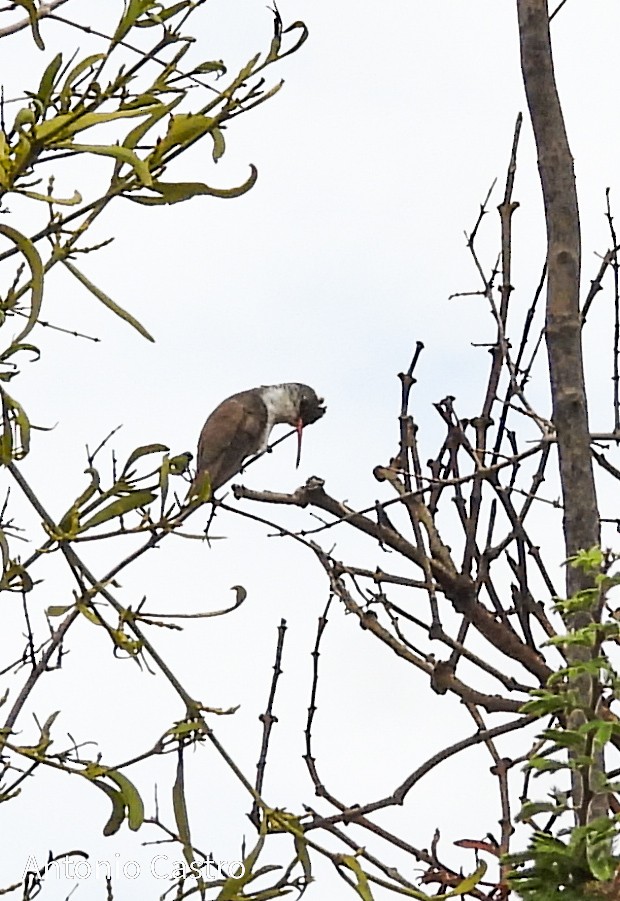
[260,383,326,467]
[288,383,325,468]
[295,384,326,427]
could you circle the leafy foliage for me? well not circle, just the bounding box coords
[507,548,620,899]
[0,3,314,899]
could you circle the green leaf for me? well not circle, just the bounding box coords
[35,106,151,143]
[567,546,605,573]
[135,1,192,26]
[279,21,310,60]
[539,728,585,750]
[195,60,226,76]
[12,0,45,50]
[151,44,191,93]
[445,862,487,897]
[2,560,33,593]
[218,831,266,901]
[578,719,620,742]
[79,490,156,531]
[0,225,44,344]
[14,188,82,206]
[113,0,158,44]
[110,629,142,657]
[58,468,107,535]
[53,141,152,187]
[173,753,194,871]
[0,343,40,364]
[0,531,10,580]
[122,97,181,150]
[122,443,169,474]
[13,107,36,132]
[93,780,126,836]
[58,54,105,111]
[58,469,101,533]
[0,390,31,461]
[160,457,171,509]
[554,588,599,614]
[130,166,258,205]
[519,694,572,716]
[293,827,312,885]
[77,602,104,626]
[586,831,616,882]
[547,657,610,685]
[106,770,144,831]
[339,856,375,901]
[37,53,63,109]
[527,757,567,773]
[187,470,212,504]
[56,505,80,540]
[236,53,261,84]
[593,721,614,748]
[167,719,202,738]
[148,112,219,167]
[516,800,568,821]
[63,260,154,342]
[46,605,74,617]
[0,131,12,188]
[211,126,225,162]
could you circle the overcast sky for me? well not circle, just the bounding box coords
[3,2,620,898]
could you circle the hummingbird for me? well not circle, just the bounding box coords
[191,383,325,497]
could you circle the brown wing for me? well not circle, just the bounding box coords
[196,391,267,491]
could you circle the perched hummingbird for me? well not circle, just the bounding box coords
[192,383,325,496]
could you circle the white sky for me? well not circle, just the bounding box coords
[2,1,620,898]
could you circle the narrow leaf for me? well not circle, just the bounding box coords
[218,833,266,900]
[106,770,144,831]
[37,53,63,108]
[63,260,154,342]
[46,605,74,617]
[148,113,218,167]
[130,166,258,205]
[12,0,44,49]
[94,780,126,836]
[79,490,156,531]
[122,443,169,474]
[54,142,152,187]
[445,862,488,897]
[135,1,192,26]
[211,126,225,162]
[122,96,182,150]
[15,189,82,206]
[173,752,194,870]
[0,390,31,460]
[339,856,375,901]
[195,61,226,76]
[35,105,152,143]
[113,0,157,43]
[59,54,105,110]
[0,225,44,344]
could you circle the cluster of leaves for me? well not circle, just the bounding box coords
[0,4,320,899]
[0,0,306,475]
[507,547,620,899]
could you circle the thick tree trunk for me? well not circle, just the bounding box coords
[517,0,600,580]
[517,0,603,825]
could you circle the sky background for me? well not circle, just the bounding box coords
[2,1,620,898]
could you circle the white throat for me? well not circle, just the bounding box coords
[257,384,300,453]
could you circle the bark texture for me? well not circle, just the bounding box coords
[517,0,603,825]
[517,0,600,590]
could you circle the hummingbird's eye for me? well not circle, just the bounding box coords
[300,392,326,426]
